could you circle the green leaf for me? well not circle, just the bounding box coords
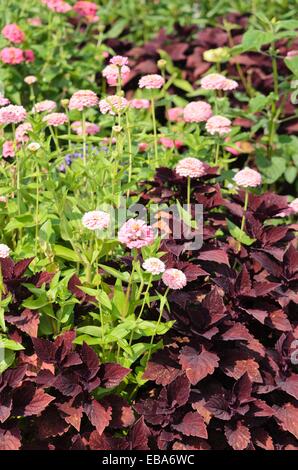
[53,245,81,262]
[249,93,273,113]
[22,294,49,310]
[256,155,286,183]
[227,219,256,246]
[0,337,24,351]
[238,29,275,52]
[173,78,193,93]
[285,56,298,77]
[104,19,127,39]
[0,349,15,374]
[98,264,130,282]
[76,326,102,337]
[285,166,297,184]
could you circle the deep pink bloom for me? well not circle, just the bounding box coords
[2,141,15,158]
[139,74,164,89]
[118,219,154,249]
[201,73,238,91]
[130,99,150,109]
[71,121,100,135]
[69,90,98,111]
[99,96,128,115]
[206,115,231,135]
[0,47,24,64]
[176,157,206,178]
[33,100,56,113]
[73,1,97,17]
[159,137,183,149]
[162,268,187,290]
[2,24,25,44]
[24,50,35,63]
[110,56,128,66]
[0,105,27,124]
[102,64,130,86]
[0,93,10,106]
[43,112,68,127]
[42,0,72,13]
[15,123,32,144]
[142,257,165,275]
[82,210,110,230]
[167,107,184,122]
[233,168,262,188]
[138,142,149,152]
[0,243,10,258]
[183,101,212,123]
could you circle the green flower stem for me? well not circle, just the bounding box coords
[128,274,153,347]
[214,139,220,166]
[49,126,60,152]
[82,110,87,165]
[126,111,133,197]
[124,250,138,318]
[35,161,40,257]
[151,94,158,168]
[146,287,170,366]
[237,189,249,252]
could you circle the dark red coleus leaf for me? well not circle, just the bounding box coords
[128,416,150,450]
[99,363,131,388]
[224,421,251,450]
[84,399,112,435]
[0,427,21,450]
[172,412,208,439]
[178,346,220,385]
[6,309,39,337]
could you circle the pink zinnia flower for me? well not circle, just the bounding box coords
[110,56,128,66]
[162,268,187,290]
[0,47,24,64]
[130,99,150,109]
[183,101,212,123]
[2,141,15,158]
[24,75,37,85]
[142,257,165,275]
[24,50,35,63]
[82,210,110,230]
[71,121,100,135]
[118,219,154,249]
[73,1,97,17]
[233,168,262,188]
[0,93,10,106]
[33,100,56,113]
[139,74,164,89]
[43,112,68,127]
[138,142,149,152]
[206,115,231,135]
[27,17,42,27]
[0,243,10,258]
[0,196,8,203]
[15,122,33,144]
[69,90,99,111]
[176,157,206,178]
[99,96,128,115]
[167,107,184,122]
[201,73,238,91]
[2,24,25,44]
[42,0,72,13]
[0,105,27,124]
[159,137,183,149]
[102,64,130,86]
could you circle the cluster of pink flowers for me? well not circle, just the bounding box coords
[2,24,25,44]
[99,96,128,115]
[176,157,206,178]
[41,0,72,13]
[206,115,231,135]
[0,93,10,106]
[73,1,98,22]
[139,74,165,89]
[130,99,150,109]
[142,257,165,275]
[183,101,212,123]
[15,123,32,144]
[159,137,183,149]
[102,56,130,87]
[0,47,34,64]
[0,243,10,258]
[33,100,56,113]
[69,90,99,111]
[118,219,154,249]
[167,107,184,122]
[162,268,187,290]
[201,73,238,91]
[43,112,68,127]
[2,141,15,158]
[71,121,100,135]
[233,168,262,188]
[0,105,27,124]
[82,210,110,230]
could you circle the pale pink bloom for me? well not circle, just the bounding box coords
[33,100,56,113]
[0,93,10,106]
[162,268,187,290]
[138,142,149,152]
[167,107,184,122]
[176,157,206,178]
[27,142,41,152]
[24,50,35,63]
[71,121,100,135]
[69,90,98,111]
[0,243,10,258]
[0,47,24,64]
[102,136,116,145]
[233,168,262,188]
[24,75,37,85]
[102,51,109,59]
[183,101,212,123]
[2,141,15,158]
[0,105,27,124]
[139,74,164,89]
[43,112,68,127]
[102,64,130,86]
[42,0,72,13]
[2,24,25,44]
[73,1,97,17]
[15,122,32,144]
[110,55,129,66]
[27,17,42,27]
[99,95,128,115]
[286,50,298,59]
[130,99,150,109]
[289,198,298,213]
[82,210,110,230]
[142,257,165,275]
[201,73,238,91]
[0,196,8,203]
[206,115,231,135]
[159,137,183,149]
[118,219,154,249]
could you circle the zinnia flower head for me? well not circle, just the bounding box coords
[82,210,110,230]
[15,122,32,144]
[160,137,183,149]
[42,0,72,13]
[118,219,154,249]
[110,55,129,66]
[0,105,27,124]
[162,268,187,290]
[2,141,15,158]
[139,74,165,89]
[142,257,165,275]
[206,115,231,135]
[102,64,130,86]
[201,73,238,91]
[42,112,68,127]
[99,95,128,115]
[167,107,184,122]
[183,101,212,123]
[233,168,262,188]
[24,75,37,85]
[176,157,206,178]
[2,24,25,44]
[0,243,10,258]
[69,90,99,111]
[27,17,42,27]
[130,99,150,109]
[33,100,56,113]
[71,121,100,135]
[24,50,35,63]
[138,142,149,152]
[0,93,10,106]
[27,142,41,152]
[73,1,97,17]
[0,47,24,64]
